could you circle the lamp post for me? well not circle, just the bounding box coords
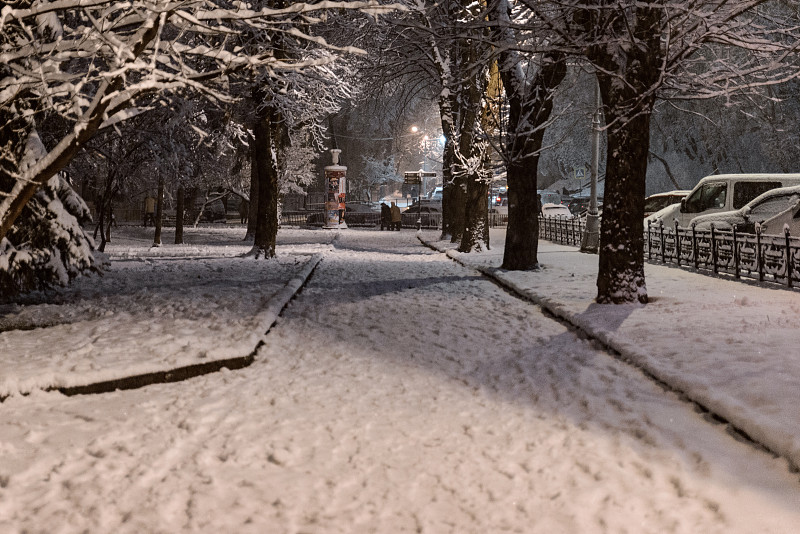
[581,79,601,253]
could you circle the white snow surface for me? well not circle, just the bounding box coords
[0,225,799,533]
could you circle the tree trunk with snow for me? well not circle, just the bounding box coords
[584,4,663,304]
[439,93,460,241]
[456,62,490,253]
[245,138,258,242]
[499,53,566,270]
[251,111,279,259]
[440,133,460,241]
[459,166,489,252]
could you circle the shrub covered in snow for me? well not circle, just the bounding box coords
[0,174,101,298]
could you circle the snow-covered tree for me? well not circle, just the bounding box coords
[489,0,567,270]
[1,0,398,294]
[392,0,492,251]
[528,0,800,304]
[355,155,400,201]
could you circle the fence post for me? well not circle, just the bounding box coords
[757,225,764,282]
[674,220,681,267]
[732,226,740,279]
[647,220,652,261]
[571,218,576,245]
[692,222,699,269]
[659,220,666,263]
[711,224,718,273]
[785,226,793,288]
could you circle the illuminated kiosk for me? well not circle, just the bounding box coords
[324,149,347,229]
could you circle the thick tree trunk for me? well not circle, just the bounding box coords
[500,54,566,270]
[245,138,258,241]
[251,113,279,259]
[439,101,458,240]
[456,96,489,252]
[448,158,467,244]
[587,5,663,304]
[175,184,185,244]
[455,35,489,253]
[459,170,489,252]
[595,96,651,303]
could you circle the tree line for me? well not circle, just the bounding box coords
[2,0,799,304]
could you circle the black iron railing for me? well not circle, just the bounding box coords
[538,216,800,288]
[644,220,800,288]
[538,216,586,247]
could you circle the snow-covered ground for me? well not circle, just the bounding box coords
[1,225,799,533]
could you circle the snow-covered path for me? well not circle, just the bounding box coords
[1,229,799,532]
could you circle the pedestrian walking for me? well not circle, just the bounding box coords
[390,202,402,231]
[380,202,391,230]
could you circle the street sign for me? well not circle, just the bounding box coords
[403,172,421,185]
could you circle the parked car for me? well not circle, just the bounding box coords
[541,203,573,218]
[690,185,800,235]
[644,190,691,217]
[646,174,800,228]
[490,196,509,215]
[401,204,441,228]
[538,190,563,206]
[429,187,443,201]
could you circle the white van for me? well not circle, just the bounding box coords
[646,174,800,228]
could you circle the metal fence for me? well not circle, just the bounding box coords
[489,213,508,227]
[280,211,311,226]
[645,221,800,288]
[539,216,586,247]
[538,216,800,289]
[281,210,383,227]
[401,212,441,229]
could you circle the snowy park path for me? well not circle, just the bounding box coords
[1,228,799,532]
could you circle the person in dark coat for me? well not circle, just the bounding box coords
[380,202,391,231]
[390,202,402,230]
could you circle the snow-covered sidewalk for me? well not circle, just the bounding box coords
[0,226,327,397]
[425,228,800,470]
[1,226,800,533]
